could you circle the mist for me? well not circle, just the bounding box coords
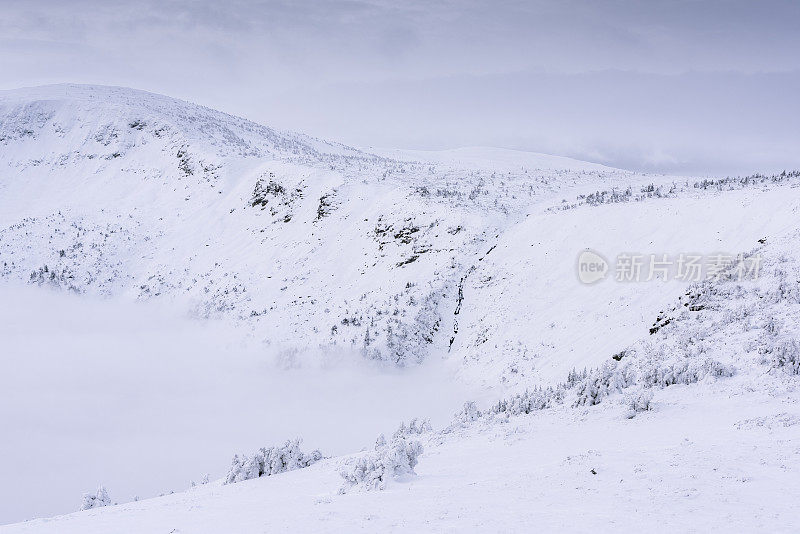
[0,284,476,524]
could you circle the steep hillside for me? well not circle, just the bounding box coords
[0,84,633,366]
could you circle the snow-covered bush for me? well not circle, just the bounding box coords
[763,337,800,375]
[250,176,285,207]
[446,351,732,428]
[446,401,483,431]
[566,367,589,387]
[694,170,800,191]
[490,385,564,416]
[80,485,112,511]
[392,418,433,440]
[316,192,336,220]
[225,439,323,484]
[574,356,734,407]
[190,473,210,487]
[624,388,654,417]
[557,181,685,211]
[764,316,782,336]
[446,387,565,430]
[770,280,800,304]
[339,438,423,492]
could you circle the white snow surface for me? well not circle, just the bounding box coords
[2,84,800,531]
[7,380,800,533]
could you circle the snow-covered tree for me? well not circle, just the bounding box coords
[624,388,654,417]
[225,438,323,484]
[392,418,433,440]
[763,337,800,375]
[339,437,423,492]
[80,485,112,511]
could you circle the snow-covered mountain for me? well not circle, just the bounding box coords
[0,84,632,367]
[2,85,800,531]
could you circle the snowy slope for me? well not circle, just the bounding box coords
[0,84,637,366]
[453,187,800,390]
[2,84,800,530]
[5,229,800,532]
[6,380,800,534]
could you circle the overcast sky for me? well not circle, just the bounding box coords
[2,0,799,175]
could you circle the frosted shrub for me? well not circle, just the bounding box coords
[189,474,210,488]
[80,485,112,511]
[764,317,782,336]
[445,352,734,428]
[446,401,483,430]
[625,388,654,417]
[339,438,423,492]
[765,338,800,375]
[392,418,433,440]
[445,387,565,430]
[225,439,323,484]
[638,357,735,388]
[574,356,734,407]
[490,385,564,416]
[566,367,589,387]
[250,177,285,207]
[694,170,800,191]
[773,281,800,304]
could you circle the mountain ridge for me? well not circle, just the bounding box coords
[0,83,634,370]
